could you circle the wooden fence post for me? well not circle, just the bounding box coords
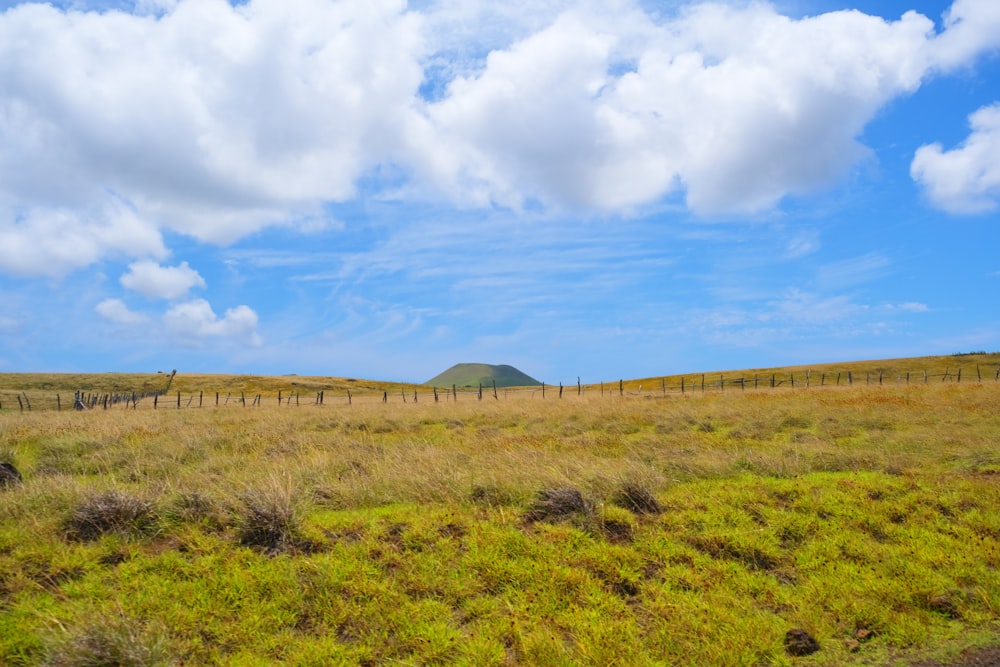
[681,377,685,394]
[17,395,23,412]
[542,382,546,398]
[434,387,439,403]
[478,384,482,401]
[154,395,158,409]
[579,377,583,396]
[56,394,61,411]
[493,379,498,400]
[453,384,457,401]
[559,383,563,398]
[620,380,624,396]
[177,391,181,409]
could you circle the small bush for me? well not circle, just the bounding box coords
[524,487,590,523]
[64,490,157,541]
[42,612,174,667]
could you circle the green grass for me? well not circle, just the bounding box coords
[0,373,999,665]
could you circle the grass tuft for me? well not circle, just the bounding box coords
[524,486,591,523]
[64,490,157,541]
[42,611,174,667]
[1,461,23,488]
[613,482,663,514]
[236,477,304,552]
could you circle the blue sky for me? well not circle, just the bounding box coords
[0,0,998,384]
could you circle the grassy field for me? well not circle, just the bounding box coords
[1,358,999,665]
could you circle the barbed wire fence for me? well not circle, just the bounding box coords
[1,364,998,413]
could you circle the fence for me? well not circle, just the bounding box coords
[1,363,998,413]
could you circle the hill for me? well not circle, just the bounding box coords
[425,363,541,388]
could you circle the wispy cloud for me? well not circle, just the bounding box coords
[815,253,892,290]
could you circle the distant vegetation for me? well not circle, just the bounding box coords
[425,362,542,388]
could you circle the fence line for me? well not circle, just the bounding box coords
[1,364,998,413]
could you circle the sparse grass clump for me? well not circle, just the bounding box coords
[236,478,305,552]
[42,611,174,667]
[612,481,663,515]
[63,490,157,541]
[524,486,591,523]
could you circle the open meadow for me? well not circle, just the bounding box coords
[1,358,999,665]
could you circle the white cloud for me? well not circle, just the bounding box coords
[0,0,426,244]
[911,103,1000,213]
[95,298,150,325]
[894,302,929,312]
[420,2,944,214]
[0,0,998,277]
[0,198,166,277]
[163,298,261,345]
[929,0,1000,70]
[120,260,206,300]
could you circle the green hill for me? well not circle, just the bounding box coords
[425,363,541,388]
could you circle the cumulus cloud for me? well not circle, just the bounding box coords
[0,0,425,244]
[0,0,999,276]
[422,2,949,214]
[120,260,206,300]
[163,298,261,345]
[0,198,166,277]
[95,298,150,325]
[911,104,1000,213]
[929,0,1000,70]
